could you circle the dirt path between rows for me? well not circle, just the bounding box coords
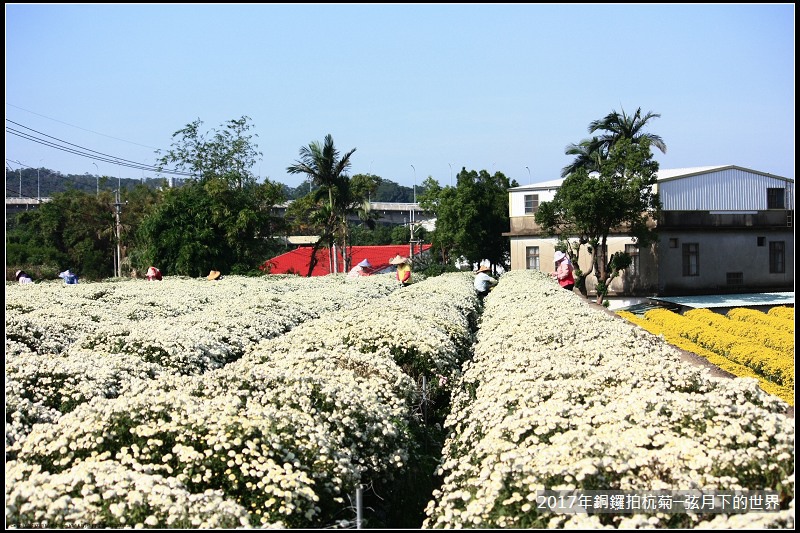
[586,301,794,420]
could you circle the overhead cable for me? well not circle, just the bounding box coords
[6,119,196,177]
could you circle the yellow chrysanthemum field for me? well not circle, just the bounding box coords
[617,306,794,406]
[5,271,794,528]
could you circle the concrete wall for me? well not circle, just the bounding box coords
[656,229,794,294]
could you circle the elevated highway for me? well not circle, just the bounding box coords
[6,197,435,228]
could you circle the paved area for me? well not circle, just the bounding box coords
[651,292,794,310]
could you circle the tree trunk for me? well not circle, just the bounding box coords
[594,236,609,305]
[306,241,323,277]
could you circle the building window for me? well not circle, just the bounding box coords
[625,244,639,276]
[682,243,699,276]
[524,194,539,215]
[525,246,540,270]
[767,188,785,209]
[669,238,678,248]
[757,236,766,247]
[726,272,744,286]
[769,241,785,273]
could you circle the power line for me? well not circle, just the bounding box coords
[6,103,161,150]
[6,119,196,177]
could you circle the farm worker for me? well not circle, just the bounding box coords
[207,270,222,281]
[59,269,79,284]
[389,255,412,287]
[473,264,497,300]
[550,251,575,291]
[145,266,163,281]
[15,270,33,284]
[348,259,372,277]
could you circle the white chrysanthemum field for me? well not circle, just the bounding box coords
[5,271,794,529]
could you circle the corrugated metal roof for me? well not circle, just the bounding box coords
[656,165,793,183]
[659,167,795,210]
[262,244,432,276]
[655,166,730,180]
[509,165,793,191]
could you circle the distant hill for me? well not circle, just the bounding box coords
[5,168,418,203]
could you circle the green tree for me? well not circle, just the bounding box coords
[286,134,355,218]
[139,117,285,276]
[419,169,516,272]
[536,138,660,304]
[348,223,394,246]
[560,138,604,178]
[588,106,667,156]
[279,190,337,276]
[155,116,262,188]
[286,134,360,275]
[544,107,666,302]
[6,189,117,280]
[417,178,456,265]
[335,173,382,270]
[561,107,665,179]
[119,182,165,276]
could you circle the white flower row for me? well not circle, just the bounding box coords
[5,274,398,446]
[5,459,254,529]
[6,272,480,528]
[424,270,795,529]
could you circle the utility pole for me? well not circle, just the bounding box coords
[38,159,44,201]
[410,164,417,258]
[113,189,125,278]
[11,160,27,198]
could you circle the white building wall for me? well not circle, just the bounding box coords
[656,230,794,293]
[508,188,558,217]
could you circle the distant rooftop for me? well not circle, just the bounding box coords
[509,165,792,191]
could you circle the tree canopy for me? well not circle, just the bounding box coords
[418,168,516,271]
[285,135,381,275]
[137,116,286,277]
[7,189,118,280]
[537,137,660,303]
[561,107,666,178]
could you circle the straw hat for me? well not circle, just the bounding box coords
[357,259,372,268]
[207,270,221,280]
[554,251,566,264]
[477,265,491,274]
[389,255,410,265]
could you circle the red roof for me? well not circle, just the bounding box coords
[261,244,431,276]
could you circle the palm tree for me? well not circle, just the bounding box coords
[286,134,356,274]
[562,107,666,178]
[287,134,356,215]
[560,137,604,178]
[558,106,666,300]
[335,173,381,271]
[588,106,667,156]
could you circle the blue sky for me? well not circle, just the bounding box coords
[5,4,795,191]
